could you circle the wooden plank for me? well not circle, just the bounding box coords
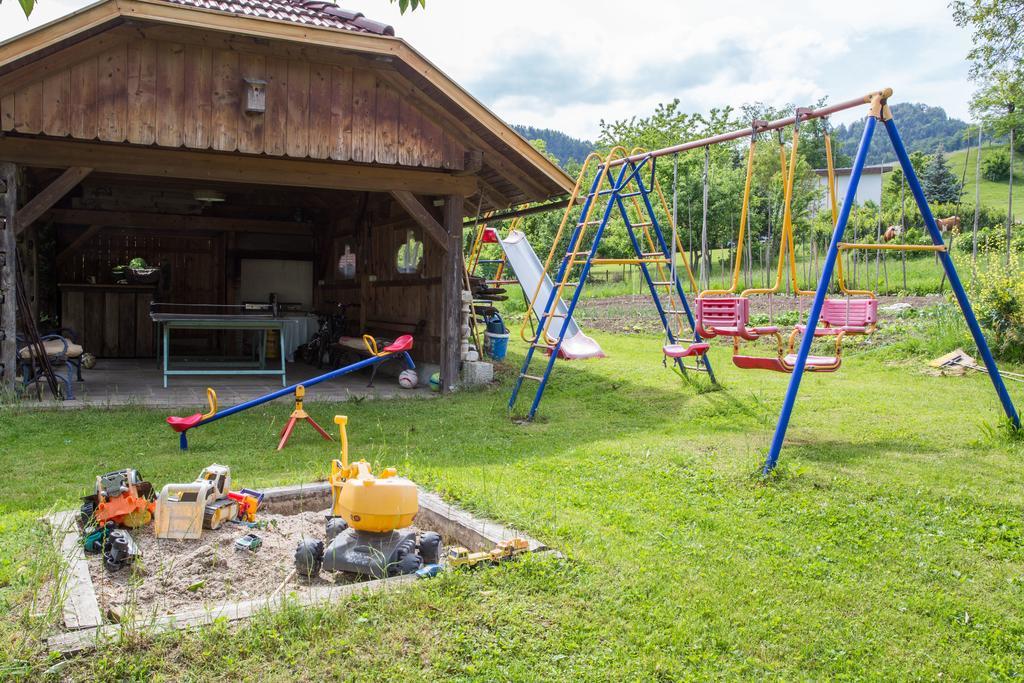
[48,573,417,655]
[285,59,309,158]
[69,57,97,139]
[389,191,449,251]
[397,96,421,167]
[0,93,14,130]
[155,42,184,148]
[0,163,15,385]
[41,70,71,137]
[117,291,136,357]
[419,114,443,168]
[182,44,212,149]
[14,167,93,235]
[62,289,85,340]
[350,69,376,163]
[440,194,463,392]
[50,209,312,235]
[237,52,266,155]
[307,63,332,160]
[211,49,240,152]
[82,290,103,356]
[95,43,127,142]
[47,511,102,631]
[14,80,43,134]
[329,65,353,161]
[264,56,288,156]
[0,138,478,196]
[136,290,153,356]
[441,131,464,171]
[126,40,157,145]
[102,291,118,357]
[374,80,399,165]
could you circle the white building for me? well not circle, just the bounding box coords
[813,164,893,215]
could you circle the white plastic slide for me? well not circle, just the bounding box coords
[499,230,604,360]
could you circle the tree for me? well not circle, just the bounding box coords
[951,0,1024,81]
[921,150,963,204]
[983,150,1012,181]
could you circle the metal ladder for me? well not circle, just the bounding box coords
[509,153,715,419]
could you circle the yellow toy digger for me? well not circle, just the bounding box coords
[294,416,441,578]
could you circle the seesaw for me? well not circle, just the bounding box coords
[166,335,415,450]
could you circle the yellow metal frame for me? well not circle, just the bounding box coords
[701,134,758,297]
[835,242,946,296]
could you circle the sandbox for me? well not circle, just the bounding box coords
[45,483,546,654]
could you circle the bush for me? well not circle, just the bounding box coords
[982,151,1011,182]
[953,225,1024,254]
[971,261,1024,363]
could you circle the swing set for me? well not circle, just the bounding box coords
[509,87,1019,473]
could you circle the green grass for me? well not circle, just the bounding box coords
[946,144,1023,216]
[4,312,1024,679]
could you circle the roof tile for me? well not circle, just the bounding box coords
[162,0,395,35]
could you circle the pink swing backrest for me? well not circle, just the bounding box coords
[819,298,878,330]
[696,297,750,334]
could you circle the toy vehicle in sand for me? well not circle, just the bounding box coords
[295,416,441,579]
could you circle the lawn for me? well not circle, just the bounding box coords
[946,144,1023,217]
[3,313,1024,679]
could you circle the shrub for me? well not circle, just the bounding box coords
[971,261,1024,363]
[982,150,1011,182]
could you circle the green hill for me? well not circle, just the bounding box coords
[512,125,594,167]
[942,144,1022,219]
[834,102,969,165]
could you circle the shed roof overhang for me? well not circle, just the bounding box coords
[0,0,574,210]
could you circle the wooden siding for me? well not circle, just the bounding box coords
[0,38,465,170]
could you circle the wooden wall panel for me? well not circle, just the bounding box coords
[14,81,43,134]
[42,71,71,137]
[212,49,240,151]
[307,63,332,159]
[350,69,376,163]
[96,44,127,142]
[155,42,184,147]
[238,53,266,154]
[264,56,288,156]
[375,81,399,165]
[1,36,458,171]
[126,41,157,144]
[285,59,310,158]
[182,45,212,148]
[329,65,353,162]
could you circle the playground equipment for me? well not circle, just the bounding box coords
[80,469,156,529]
[153,464,240,540]
[510,147,714,418]
[469,219,604,360]
[513,88,1019,473]
[166,335,415,450]
[276,385,332,451]
[294,416,441,579]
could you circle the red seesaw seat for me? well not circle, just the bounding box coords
[382,334,414,353]
[166,413,204,432]
[662,342,710,359]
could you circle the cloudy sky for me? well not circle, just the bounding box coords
[0,0,975,140]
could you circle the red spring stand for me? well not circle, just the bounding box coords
[277,385,333,451]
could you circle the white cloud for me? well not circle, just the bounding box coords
[0,0,976,139]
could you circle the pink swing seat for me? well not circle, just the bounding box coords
[662,342,710,359]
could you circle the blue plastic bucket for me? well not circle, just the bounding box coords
[485,331,510,361]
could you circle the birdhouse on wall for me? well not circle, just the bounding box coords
[244,78,267,114]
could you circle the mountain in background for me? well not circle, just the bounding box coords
[832,102,970,166]
[513,125,594,167]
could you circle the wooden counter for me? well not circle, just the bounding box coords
[59,284,156,358]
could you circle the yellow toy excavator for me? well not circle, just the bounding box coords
[295,416,440,578]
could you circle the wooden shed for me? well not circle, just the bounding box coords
[0,0,572,395]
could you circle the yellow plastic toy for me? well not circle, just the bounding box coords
[329,416,418,533]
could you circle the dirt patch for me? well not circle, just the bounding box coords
[88,510,342,619]
[576,294,945,335]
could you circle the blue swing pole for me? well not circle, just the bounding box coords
[883,117,1020,429]
[761,106,879,474]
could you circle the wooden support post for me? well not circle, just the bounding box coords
[13,166,92,236]
[389,190,450,251]
[0,163,16,387]
[441,194,463,392]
